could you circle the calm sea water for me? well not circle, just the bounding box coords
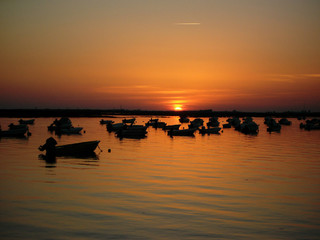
[0,116,319,239]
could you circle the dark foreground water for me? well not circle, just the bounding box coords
[0,116,319,239]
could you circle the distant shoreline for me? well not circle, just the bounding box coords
[0,109,319,118]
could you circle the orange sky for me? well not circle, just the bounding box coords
[1,0,320,111]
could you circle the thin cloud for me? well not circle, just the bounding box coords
[267,73,320,83]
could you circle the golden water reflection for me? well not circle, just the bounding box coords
[0,116,319,239]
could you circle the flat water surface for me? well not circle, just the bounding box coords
[0,116,320,239]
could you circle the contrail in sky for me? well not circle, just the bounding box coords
[174,22,201,25]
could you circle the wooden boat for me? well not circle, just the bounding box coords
[39,140,100,156]
[199,127,221,134]
[168,128,196,136]
[18,119,35,124]
[0,127,28,137]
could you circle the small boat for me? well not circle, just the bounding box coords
[189,118,204,128]
[207,120,219,127]
[146,120,166,129]
[39,139,100,156]
[267,119,281,132]
[179,116,190,123]
[237,121,259,134]
[0,127,29,137]
[116,126,147,139]
[163,124,181,131]
[122,118,136,124]
[57,127,83,135]
[48,117,73,131]
[207,117,219,127]
[107,122,124,132]
[55,141,100,156]
[168,128,196,136]
[227,117,241,128]
[279,118,292,125]
[300,119,320,130]
[18,119,35,124]
[100,119,114,124]
[264,116,273,125]
[199,127,221,134]
[145,118,160,127]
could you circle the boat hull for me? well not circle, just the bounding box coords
[0,128,28,137]
[19,119,35,124]
[168,129,196,136]
[54,141,100,156]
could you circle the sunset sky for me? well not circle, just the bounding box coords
[1,0,320,111]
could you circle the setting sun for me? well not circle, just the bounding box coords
[174,105,183,111]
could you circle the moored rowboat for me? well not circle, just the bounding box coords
[55,141,100,156]
[39,140,100,156]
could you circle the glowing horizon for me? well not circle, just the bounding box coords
[0,0,319,111]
